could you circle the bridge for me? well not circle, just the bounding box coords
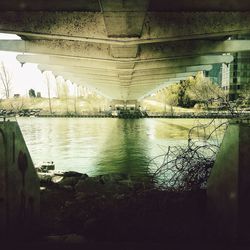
[0,1,250,101]
[0,0,250,242]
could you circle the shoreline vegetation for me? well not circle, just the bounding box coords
[0,97,249,119]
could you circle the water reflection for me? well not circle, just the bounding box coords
[96,119,150,176]
[17,118,216,176]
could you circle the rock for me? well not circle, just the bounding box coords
[63,171,85,178]
[80,174,89,180]
[59,176,81,187]
[99,173,129,184]
[64,201,73,207]
[84,218,99,233]
[38,173,54,186]
[118,179,133,187]
[46,234,87,244]
[75,178,104,193]
[51,175,64,183]
[75,192,100,202]
[75,192,88,201]
[60,185,74,191]
[64,234,87,244]
[113,193,126,200]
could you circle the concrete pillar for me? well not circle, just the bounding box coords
[0,130,7,235]
[207,119,250,240]
[0,121,40,239]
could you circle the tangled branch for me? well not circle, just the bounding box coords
[149,119,228,191]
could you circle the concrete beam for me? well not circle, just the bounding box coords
[17,54,233,70]
[140,12,250,44]
[135,55,233,70]
[110,45,138,58]
[52,70,195,100]
[103,12,146,38]
[54,73,190,87]
[138,82,179,100]
[101,0,148,37]
[0,40,113,59]
[38,64,134,75]
[1,40,249,59]
[38,65,212,81]
[38,65,212,78]
[1,0,250,11]
[1,12,250,45]
[139,40,250,59]
[44,70,197,84]
[0,1,102,11]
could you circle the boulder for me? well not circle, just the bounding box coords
[59,176,81,187]
[46,234,87,244]
[51,175,64,183]
[99,173,128,184]
[63,171,86,178]
[75,178,104,193]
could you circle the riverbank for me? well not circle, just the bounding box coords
[1,108,249,119]
[6,170,250,250]
[38,170,207,245]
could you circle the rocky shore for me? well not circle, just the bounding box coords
[38,170,207,245]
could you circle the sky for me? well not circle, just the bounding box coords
[0,33,74,98]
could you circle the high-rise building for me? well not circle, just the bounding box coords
[206,63,230,89]
[229,51,250,100]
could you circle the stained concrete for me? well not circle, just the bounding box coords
[0,1,250,100]
[0,121,40,239]
[207,119,250,240]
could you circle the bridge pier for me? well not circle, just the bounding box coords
[0,120,40,240]
[207,119,250,240]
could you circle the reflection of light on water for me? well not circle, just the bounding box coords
[17,117,226,177]
[147,132,154,139]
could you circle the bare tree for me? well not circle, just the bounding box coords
[0,61,12,99]
[156,83,179,114]
[186,72,227,108]
[43,71,53,114]
[63,81,70,113]
[73,83,78,114]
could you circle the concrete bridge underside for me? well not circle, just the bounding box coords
[1,1,250,100]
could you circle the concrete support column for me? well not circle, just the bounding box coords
[0,121,40,239]
[0,130,7,235]
[207,119,250,240]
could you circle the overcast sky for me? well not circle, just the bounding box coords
[0,33,63,98]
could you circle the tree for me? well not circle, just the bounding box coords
[0,61,12,99]
[238,84,250,108]
[43,71,53,114]
[62,81,70,113]
[29,88,36,98]
[156,83,179,113]
[186,72,226,108]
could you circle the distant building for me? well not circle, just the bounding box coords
[13,94,20,98]
[229,51,250,100]
[219,63,230,94]
[206,64,222,85]
[229,35,250,100]
[206,63,230,89]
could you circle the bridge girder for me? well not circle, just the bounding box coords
[0,1,249,100]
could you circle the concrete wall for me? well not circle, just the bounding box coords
[207,119,250,240]
[0,121,40,239]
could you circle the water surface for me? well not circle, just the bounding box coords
[17,117,222,176]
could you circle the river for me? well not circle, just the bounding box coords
[16,117,224,177]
